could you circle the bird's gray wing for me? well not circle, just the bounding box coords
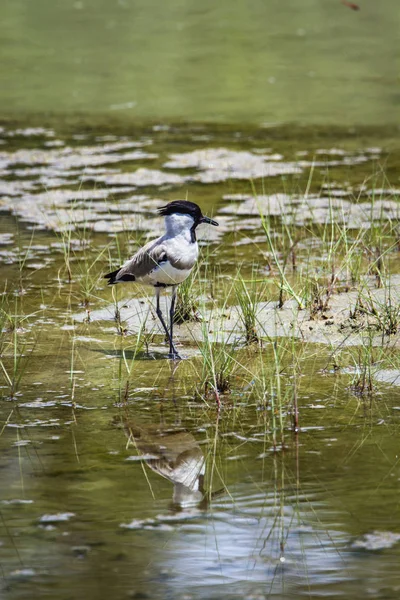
[117,238,167,281]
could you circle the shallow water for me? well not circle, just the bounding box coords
[0,0,399,125]
[1,124,400,599]
[1,348,400,600]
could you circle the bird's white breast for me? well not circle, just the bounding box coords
[140,261,192,286]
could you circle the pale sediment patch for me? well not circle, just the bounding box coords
[0,233,13,245]
[164,147,301,182]
[77,278,400,349]
[82,167,188,187]
[4,127,55,137]
[352,531,400,551]
[221,193,294,216]
[0,188,135,230]
[39,512,75,523]
[373,370,400,386]
[220,193,400,228]
[0,146,156,171]
[0,180,38,196]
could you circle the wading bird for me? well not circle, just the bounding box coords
[104,200,218,359]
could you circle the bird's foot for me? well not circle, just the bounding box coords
[168,351,182,361]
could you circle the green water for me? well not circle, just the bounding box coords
[1,124,400,599]
[1,0,400,590]
[1,350,400,600]
[1,0,399,125]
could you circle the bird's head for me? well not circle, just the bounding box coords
[158,200,218,239]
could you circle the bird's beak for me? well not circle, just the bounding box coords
[200,215,219,226]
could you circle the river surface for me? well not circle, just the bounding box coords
[1,1,400,597]
[0,0,399,125]
[1,123,400,599]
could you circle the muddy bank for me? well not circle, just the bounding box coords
[74,276,400,350]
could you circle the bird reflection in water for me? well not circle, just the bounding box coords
[117,415,209,510]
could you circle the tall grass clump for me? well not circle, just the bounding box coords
[258,210,304,309]
[247,171,400,322]
[234,269,267,345]
[195,318,239,410]
[349,285,400,343]
[0,296,34,400]
[173,268,200,324]
[347,333,377,396]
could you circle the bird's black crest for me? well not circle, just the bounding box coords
[158,200,203,220]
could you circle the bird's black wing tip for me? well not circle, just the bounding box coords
[104,268,120,284]
[104,268,136,285]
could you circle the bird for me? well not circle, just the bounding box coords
[104,200,219,359]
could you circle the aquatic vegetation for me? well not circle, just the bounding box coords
[0,296,34,400]
[194,321,239,409]
[347,333,377,396]
[2,122,400,600]
[349,285,400,341]
[2,0,400,589]
[234,270,266,345]
[173,268,200,324]
[258,206,304,308]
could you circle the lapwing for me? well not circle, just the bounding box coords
[104,200,218,359]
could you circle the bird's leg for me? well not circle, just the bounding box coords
[169,286,179,357]
[155,288,181,360]
[155,287,172,344]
